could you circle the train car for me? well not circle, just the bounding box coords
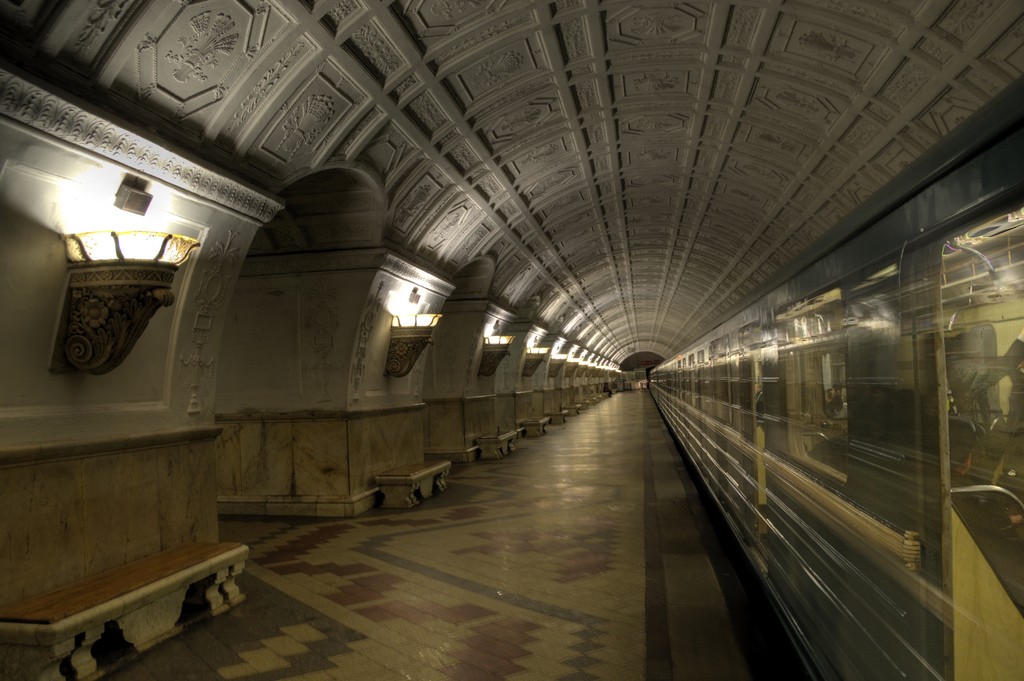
[651,90,1024,680]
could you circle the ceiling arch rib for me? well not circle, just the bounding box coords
[2,1,1022,358]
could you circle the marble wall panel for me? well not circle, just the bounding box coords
[495,394,516,432]
[348,408,424,492]
[158,441,218,548]
[426,399,466,450]
[544,389,562,414]
[0,458,85,603]
[216,422,242,494]
[293,420,349,496]
[239,421,294,495]
[81,450,162,576]
[514,391,533,423]
[0,434,219,605]
[529,390,545,419]
[464,396,495,440]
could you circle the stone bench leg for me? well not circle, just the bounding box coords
[68,625,103,680]
[117,587,189,651]
[0,640,74,681]
[379,482,420,508]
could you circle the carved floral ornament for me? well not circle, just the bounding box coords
[385,313,441,378]
[477,335,514,377]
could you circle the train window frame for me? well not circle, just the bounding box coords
[772,286,850,486]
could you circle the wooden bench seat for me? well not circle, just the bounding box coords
[522,417,551,437]
[376,460,452,508]
[477,431,517,459]
[0,541,247,681]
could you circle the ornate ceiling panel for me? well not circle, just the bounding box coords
[1,0,1022,360]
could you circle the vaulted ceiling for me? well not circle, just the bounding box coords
[2,0,1022,360]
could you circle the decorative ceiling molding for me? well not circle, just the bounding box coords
[2,0,1022,358]
[0,66,283,223]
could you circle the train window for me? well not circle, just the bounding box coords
[941,204,1024,611]
[771,287,849,485]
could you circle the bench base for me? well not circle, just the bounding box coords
[376,460,452,508]
[522,417,551,437]
[0,543,247,681]
[546,410,568,425]
[478,431,517,459]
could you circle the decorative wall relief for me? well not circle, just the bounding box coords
[303,279,340,402]
[224,37,312,136]
[255,60,358,172]
[166,11,240,84]
[69,0,137,63]
[425,205,469,250]
[279,94,335,156]
[0,68,282,222]
[181,230,242,415]
[348,20,405,82]
[351,280,385,401]
[136,3,272,121]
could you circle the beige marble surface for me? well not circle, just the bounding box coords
[0,434,220,606]
[216,407,424,516]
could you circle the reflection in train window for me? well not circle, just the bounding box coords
[942,204,1024,612]
[770,287,849,485]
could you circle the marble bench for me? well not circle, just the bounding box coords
[522,417,551,437]
[546,410,568,425]
[376,460,452,508]
[477,431,517,459]
[0,541,247,681]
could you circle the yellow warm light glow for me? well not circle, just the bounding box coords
[527,346,550,354]
[484,335,514,345]
[392,313,441,328]
[60,168,173,235]
[551,353,568,360]
[65,231,199,265]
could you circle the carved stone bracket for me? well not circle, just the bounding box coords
[477,346,510,377]
[385,327,434,378]
[53,263,177,374]
[521,355,545,377]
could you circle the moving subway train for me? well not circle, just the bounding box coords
[650,114,1024,677]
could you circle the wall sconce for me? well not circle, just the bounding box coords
[478,335,515,377]
[547,353,567,378]
[521,346,549,378]
[53,230,199,374]
[386,313,441,378]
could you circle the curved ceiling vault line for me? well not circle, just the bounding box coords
[258,1,617,354]
[378,6,627,355]
[389,5,622,352]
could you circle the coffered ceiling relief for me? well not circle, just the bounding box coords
[2,0,1022,360]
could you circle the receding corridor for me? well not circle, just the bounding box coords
[97,391,787,681]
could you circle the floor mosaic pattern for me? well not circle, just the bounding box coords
[100,392,762,680]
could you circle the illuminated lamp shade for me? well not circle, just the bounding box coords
[386,313,442,377]
[53,230,200,374]
[478,335,515,377]
[521,346,549,378]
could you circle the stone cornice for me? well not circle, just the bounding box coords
[0,65,283,222]
[242,248,456,297]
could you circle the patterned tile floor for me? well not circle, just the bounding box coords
[100,391,799,680]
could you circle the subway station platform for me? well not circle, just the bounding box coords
[101,391,800,681]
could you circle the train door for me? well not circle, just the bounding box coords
[737,323,769,547]
[938,206,1024,680]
